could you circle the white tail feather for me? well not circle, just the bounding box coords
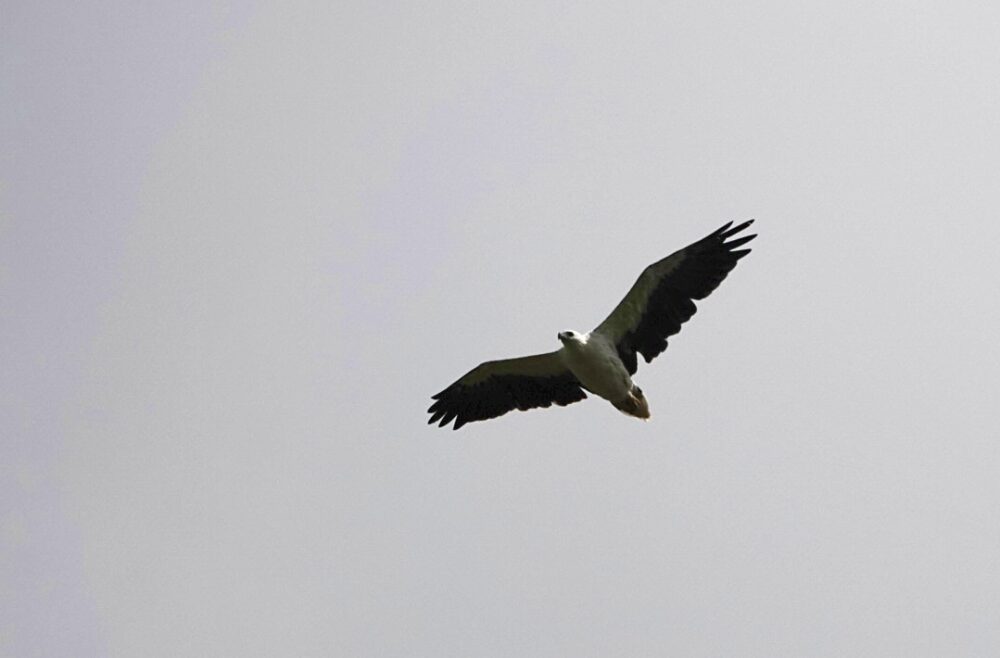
[612,387,650,420]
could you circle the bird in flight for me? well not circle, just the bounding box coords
[427,220,756,430]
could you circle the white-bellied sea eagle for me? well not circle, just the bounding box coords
[427,220,756,430]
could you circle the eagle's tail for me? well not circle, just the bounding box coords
[612,386,650,420]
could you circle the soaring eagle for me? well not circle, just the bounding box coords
[428,221,756,430]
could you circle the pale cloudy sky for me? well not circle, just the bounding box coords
[4,1,1000,656]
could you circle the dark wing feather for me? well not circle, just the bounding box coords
[593,220,756,374]
[427,351,586,430]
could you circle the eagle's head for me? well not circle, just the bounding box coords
[557,330,583,344]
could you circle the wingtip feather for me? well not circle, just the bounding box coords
[714,220,734,235]
[724,234,757,249]
[721,219,755,239]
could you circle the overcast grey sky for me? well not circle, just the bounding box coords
[4,1,1000,656]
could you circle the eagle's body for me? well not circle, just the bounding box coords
[557,331,647,418]
[427,220,756,430]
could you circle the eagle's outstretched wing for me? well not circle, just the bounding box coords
[592,220,756,374]
[428,351,586,430]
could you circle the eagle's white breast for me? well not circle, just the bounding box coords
[559,332,633,402]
